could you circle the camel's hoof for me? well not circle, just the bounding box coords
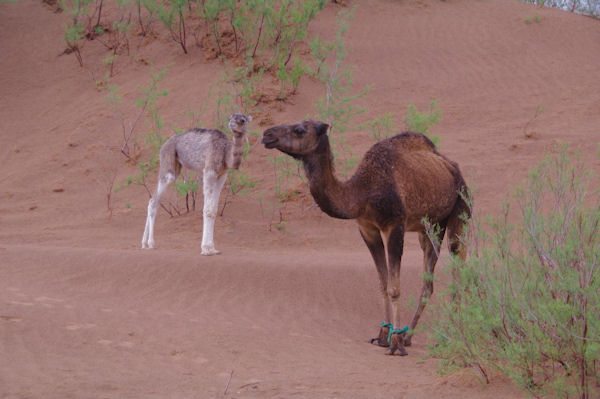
[201,248,221,256]
[386,333,408,356]
[370,326,390,347]
[385,346,408,356]
[404,335,413,347]
[369,338,389,347]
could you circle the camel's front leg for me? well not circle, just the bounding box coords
[201,170,227,256]
[358,223,392,348]
[384,225,408,356]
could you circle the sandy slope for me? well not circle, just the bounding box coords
[1,0,599,398]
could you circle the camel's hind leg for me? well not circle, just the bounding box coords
[142,138,181,249]
[405,194,470,346]
[404,226,445,347]
[142,172,177,249]
[200,169,227,256]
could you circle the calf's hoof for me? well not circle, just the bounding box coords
[201,248,222,256]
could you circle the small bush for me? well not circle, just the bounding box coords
[404,99,441,147]
[364,113,396,142]
[311,6,368,177]
[427,145,600,399]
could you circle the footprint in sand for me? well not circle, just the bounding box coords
[35,296,65,303]
[193,356,209,364]
[96,339,135,348]
[35,296,65,308]
[65,323,96,330]
[8,300,34,306]
[1,315,22,322]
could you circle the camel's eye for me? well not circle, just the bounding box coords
[294,127,305,136]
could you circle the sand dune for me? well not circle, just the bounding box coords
[1,0,599,398]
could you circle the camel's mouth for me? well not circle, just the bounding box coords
[261,135,278,149]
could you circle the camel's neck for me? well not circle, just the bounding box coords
[227,132,245,170]
[301,137,360,220]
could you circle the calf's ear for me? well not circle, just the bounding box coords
[314,121,329,136]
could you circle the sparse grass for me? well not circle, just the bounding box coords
[524,15,542,23]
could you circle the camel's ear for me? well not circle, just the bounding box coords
[314,121,329,136]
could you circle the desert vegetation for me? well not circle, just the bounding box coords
[90,0,599,395]
[425,146,599,399]
[7,0,596,396]
[58,0,328,99]
[521,0,600,17]
[52,0,451,227]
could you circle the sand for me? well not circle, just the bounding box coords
[1,0,599,398]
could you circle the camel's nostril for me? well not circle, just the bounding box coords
[261,131,278,147]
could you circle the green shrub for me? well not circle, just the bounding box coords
[404,99,441,147]
[427,145,599,399]
[311,6,368,177]
[364,113,396,142]
[157,0,188,54]
[60,0,94,66]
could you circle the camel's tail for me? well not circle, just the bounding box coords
[447,174,471,261]
[157,136,182,184]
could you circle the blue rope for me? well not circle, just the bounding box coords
[387,325,409,344]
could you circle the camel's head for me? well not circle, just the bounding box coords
[228,113,252,137]
[261,120,329,159]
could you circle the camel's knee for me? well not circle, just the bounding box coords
[423,280,434,297]
[387,286,401,300]
[162,172,176,186]
[378,284,388,297]
[203,208,217,219]
[147,198,158,216]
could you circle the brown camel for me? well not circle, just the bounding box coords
[262,120,470,355]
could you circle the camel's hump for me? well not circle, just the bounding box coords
[384,132,437,152]
[360,132,440,173]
